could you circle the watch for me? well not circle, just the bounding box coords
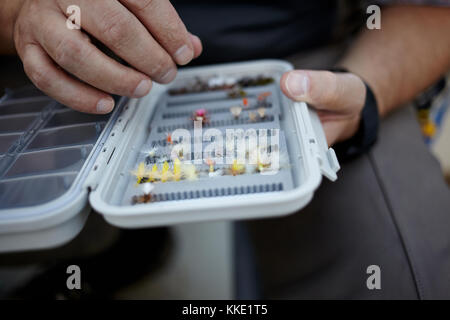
[329,68,380,161]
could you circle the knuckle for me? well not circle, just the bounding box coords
[24,0,40,16]
[26,63,52,91]
[150,53,173,77]
[53,37,79,66]
[113,75,137,95]
[320,71,340,105]
[124,0,154,12]
[165,26,186,49]
[13,24,25,53]
[53,36,94,69]
[13,10,33,54]
[99,10,130,49]
[67,99,88,113]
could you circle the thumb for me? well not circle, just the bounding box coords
[280,70,366,112]
[189,32,203,59]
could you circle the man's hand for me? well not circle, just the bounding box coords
[12,0,203,114]
[281,7,450,147]
[280,70,367,146]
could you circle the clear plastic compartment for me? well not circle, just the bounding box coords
[0,98,52,116]
[0,133,21,155]
[0,113,38,134]
[0,173,77,209]
[45,109,110,128]
[26,123,105,151]
[5,145,93,178]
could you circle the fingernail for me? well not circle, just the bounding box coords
[160,68,177,83]
[96,98,114,114]
[133,79,152,97]
[286,72,309,98]
[174,44,193,65]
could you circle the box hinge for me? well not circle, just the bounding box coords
[83,143,112,191]
[84,98,135,191]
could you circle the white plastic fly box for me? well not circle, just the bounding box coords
[0,60,340,252]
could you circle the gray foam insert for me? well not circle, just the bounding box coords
[120,83,296,206]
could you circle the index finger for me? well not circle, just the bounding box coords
[119,0,195,65]
[57,0,178,83]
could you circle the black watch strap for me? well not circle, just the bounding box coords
[329,68,380,161]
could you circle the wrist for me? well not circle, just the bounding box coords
[329,67,380,159]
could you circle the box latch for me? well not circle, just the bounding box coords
[295,102,340,181]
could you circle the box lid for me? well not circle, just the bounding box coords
[0,87,125,252]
